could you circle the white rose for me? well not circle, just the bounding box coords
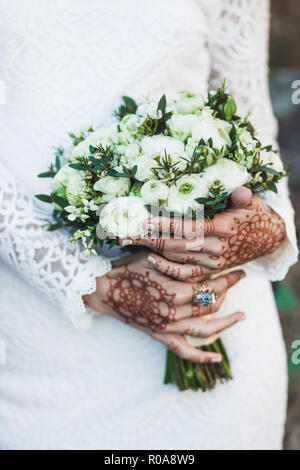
[191,108,231,151]
[167,114,198,142]
[175,92,204,115]
[141,135,186,171]
[260,149,284,174]
[94,175,130,200]
[202,158,251,193]
[99,196,150,238]
[166,174,209,215]
[141,180,169,205]
[134,155,157,181]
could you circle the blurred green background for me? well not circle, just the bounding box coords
[270,0,300,450]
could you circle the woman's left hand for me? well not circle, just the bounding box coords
[119,187,287,281]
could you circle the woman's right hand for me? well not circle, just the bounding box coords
[84,253,245,363]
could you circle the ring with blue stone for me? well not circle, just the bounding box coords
[192,285,217,307]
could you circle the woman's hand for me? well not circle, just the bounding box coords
[119,187,286,281]
[84,253,245,363]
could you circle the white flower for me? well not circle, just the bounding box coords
[237,128,257,153]
[167,114,198,142]
[134,155,158,181]
[141,135,186,171]
[191,108,231,151]
[94,175,130,200]
[119,114,141,135]
[117,143,141,167]
[136,102,160,119]
[202,158,251,193]
[260,149,284,173]
[141,180,169,205]
[71,126,118,159]
[175,92,204,115]
[66,170,87,205]
[51,165,87,205]
[99,196,150,238]
[166,175,209,215]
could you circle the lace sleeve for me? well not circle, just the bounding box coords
[205,0,298,280]
[0,162,111,329]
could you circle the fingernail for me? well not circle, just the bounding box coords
[238,312,246,321]
[212,356,222,363]
[120,239,132,246]
[240,271,246,279]
[145,223,156,232]
[147,256,157,265]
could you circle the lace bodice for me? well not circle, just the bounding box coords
[0,0,297,327]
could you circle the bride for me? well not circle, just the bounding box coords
[0,0,298,450]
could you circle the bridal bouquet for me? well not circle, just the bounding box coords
[36,83,285,391]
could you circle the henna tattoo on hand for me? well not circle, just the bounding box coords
[104,267,176,331]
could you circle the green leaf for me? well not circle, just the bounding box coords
[35,194,52,203]
[107,168,128,178]
[55,155,61,171]
[38,171,55,178]
[51,194,69,209]
[157,94,167,114]
[257,165,281,176]
[69,163,86,171]
[267,181,278,193]
[48,222,64,231]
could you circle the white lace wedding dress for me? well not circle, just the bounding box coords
[0,0,298,450]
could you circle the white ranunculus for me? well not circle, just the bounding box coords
[202,158,251,193]
[51,165,86,205]
[136,102,159,119]
[99,196,150,238]
[167,114,198,142]
[260,149,284,173]
[237,128,257,153]
[66,170,87,205]
[94,175,130,199]
[140,180,170,205]
[141,135,186,171]
[166,175,209,215]
[175,92,204,115]
[71,127,118,159]
[191,108,231,151]
[134,155,158,181]
[117,143,141,167]
[120,114,141,135]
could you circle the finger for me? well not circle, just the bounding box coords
[164,311,246,337]
[173,293,226,321]
[143,216,205,239]
[152,332,223,363]
[149,250,220,272]
[231,186,253,208]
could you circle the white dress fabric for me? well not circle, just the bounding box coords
[0,0,298,450]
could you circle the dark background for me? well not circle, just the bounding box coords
[270,0,300,450]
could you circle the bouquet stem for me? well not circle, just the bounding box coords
[164,338,232,392]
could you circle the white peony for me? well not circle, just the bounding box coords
[134,155,158,181]
[202,158,251,193]
[260,149,284,174]
[166,174,209,215]
[175,92,204,115]
[119,114,141,135]
[167,114,198,142]
[191,108,231,151]
[117,143,141,167]
[140,180,169,205]
[99,196,150,238]
[93,174,130,202]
